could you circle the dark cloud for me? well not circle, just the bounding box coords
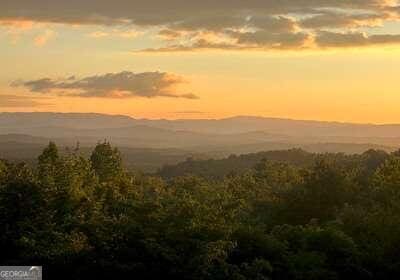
[170,15,247,32]
[0,0,387,26]
[158,29,183,40]
[315,31,369,47]
[247,16,297,32]
[138,39,250,52]
[300,12,385,29]
[315,31,400,48]
[12,71,198,99]
[235,31,310,49]
[370,33,400,44]
[164,14,296,33]
[0,94,50,108]
[1,0,399,50]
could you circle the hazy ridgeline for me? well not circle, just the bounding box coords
[1,141,400,279]
[0,112,398,173]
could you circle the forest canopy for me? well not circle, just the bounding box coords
[0,142,399,279]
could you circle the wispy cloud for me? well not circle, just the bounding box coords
[12,71,198,99]
[88,29,142,39]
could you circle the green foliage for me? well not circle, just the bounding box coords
[159,148,316,180]
[276,159,353,225]
[0,145,399,279]
[90,141,123,182]
[372,155,400,194]
[0,160,7,183]
[38,141,59,165]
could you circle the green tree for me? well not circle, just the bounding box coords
[90,142,123,183]
[0,163,42,263]
[37,142,60,187]
[38,141,59,168]
[279,159,351,225]
[372,156,400,197]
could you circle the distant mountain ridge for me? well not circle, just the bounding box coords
[0,112,399,155]
[1,112,399,171]
[0,112,135,130]
[2,111,400,137]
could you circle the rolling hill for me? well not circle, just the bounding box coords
[1,112,399,171]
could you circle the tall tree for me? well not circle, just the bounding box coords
[37,142,60,191]
[90,142,123,183]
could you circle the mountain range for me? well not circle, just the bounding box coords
[0,112,399,171]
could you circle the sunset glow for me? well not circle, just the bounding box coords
[2,1,400,123]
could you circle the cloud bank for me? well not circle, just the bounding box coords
[1,0,400,50]
[316,31,400,47]
[12,71,198,99]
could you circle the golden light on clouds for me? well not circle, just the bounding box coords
[1,0,400,123]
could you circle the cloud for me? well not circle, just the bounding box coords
[88,29,142,38]
[300,12,386,29]
[234,31,311,49]
[0,1,388,26]
[1,0,400,50]
[12,71,198,99]
[139,39,248,52]
[0,94,50,108]
[158,29,183,40]
[247,15,298,32]
[140,31,310,52]
[315,30,400,47]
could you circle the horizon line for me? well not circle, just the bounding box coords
[1,111,398,126]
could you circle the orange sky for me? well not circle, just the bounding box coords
[2,1,400,123]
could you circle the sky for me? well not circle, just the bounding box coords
[1,0,400,123]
